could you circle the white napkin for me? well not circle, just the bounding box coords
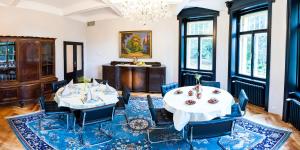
[68,79,73,85]
[92,79,100,87]
[86,88,93,102]
[61,85,72,97]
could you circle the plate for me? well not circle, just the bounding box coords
[174,90,183,94]
[212,89,221,94]
[185,99,196,105]
[208,98,219,104]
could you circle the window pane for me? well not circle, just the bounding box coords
[187,20,213,35]
[240,10,268,32]
[254,33,267,78]
[200,37,213,70]
[186,37,199,69]
[239,34,252,76]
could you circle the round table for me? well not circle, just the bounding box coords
[54,83,119,110]
[163,86,235,131]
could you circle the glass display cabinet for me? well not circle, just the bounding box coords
[0,36,57,107]
[0,42,16,81]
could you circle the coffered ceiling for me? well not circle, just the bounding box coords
[0,0,228,22]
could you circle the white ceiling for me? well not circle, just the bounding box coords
[0,0,228,22]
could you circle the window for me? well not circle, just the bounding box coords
[237,10,268,79]
[185,20,214,71]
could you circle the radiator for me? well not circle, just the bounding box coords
[232,80,265,107]
[181,72,213,86]
[287,99,300,130]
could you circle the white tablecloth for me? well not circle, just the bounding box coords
[163,86,235,131]
[54,83,119,110]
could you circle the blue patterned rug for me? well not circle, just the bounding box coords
[7,96,291,150]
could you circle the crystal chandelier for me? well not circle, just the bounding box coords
[117,0,169,25]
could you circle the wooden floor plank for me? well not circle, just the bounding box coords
[0,93,299,150]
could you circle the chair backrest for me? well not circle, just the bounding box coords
[94,78,108,84]
[238,89,249,111]
[201,81,221,88]
[122,86,131,104]
[147,95,157,122]
[52,80,68,93]
[38,96,46,110]
[77,104,115,126]
[187,117,235,140]
[161,83,179,97]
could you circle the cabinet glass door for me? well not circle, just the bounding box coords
[41,41,54,76]
[0,42,16,81]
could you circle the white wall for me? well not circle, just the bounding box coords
[86,17,179,83]
[0,6,86,80]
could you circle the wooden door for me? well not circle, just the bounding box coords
[64,42,84,82]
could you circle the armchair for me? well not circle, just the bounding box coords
[201,81,221,88]
[51,80,68,93]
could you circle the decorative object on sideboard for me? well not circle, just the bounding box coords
[119,31,152,58]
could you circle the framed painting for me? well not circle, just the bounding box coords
[119,30,152,58]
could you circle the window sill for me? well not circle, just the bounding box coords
[232,75,266,85]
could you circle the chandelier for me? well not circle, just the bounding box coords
[116,0,170,25]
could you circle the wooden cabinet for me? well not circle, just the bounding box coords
[103,62,166,92]
[0,36,57,106]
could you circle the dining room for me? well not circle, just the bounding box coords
[0,0,300,149]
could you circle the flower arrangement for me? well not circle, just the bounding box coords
[194,74,202,99]
[194,74,201,84]
[77,76,91,92]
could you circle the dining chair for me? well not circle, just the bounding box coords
[161,82,179,97]
[201,81,221,88]
[147,95,184,144]
[51,80,68,93]
[94,78,108,84]
[38,96,70,131]
[75,104,115,146]
[115,86,131,123]
[186,117,236,149]
[226,89,249,130]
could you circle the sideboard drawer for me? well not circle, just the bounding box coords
[0,88,19,102]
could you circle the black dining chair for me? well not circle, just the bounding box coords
[226,89,249,130]
[75,104,115,146]
[38,96,70,130]
[186,117,236,149]
[201,81,221,88]
[51,80,68,93]
[147,95,184,144]
[161,82,179,97]
[115,86,131,123]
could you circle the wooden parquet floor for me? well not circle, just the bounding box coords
[0,93,300,150]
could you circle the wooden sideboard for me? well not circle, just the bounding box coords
[0,36,57,106]
[102,62,166,92]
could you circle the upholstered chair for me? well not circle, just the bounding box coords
[161,83,179,97]
[51,80,68,93]
[75,104,115,146]
[147,95,184,143]
[38,96,70,130]
[201,81,221,88]
[186,117,235,149]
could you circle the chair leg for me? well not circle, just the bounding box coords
[217,137,226,150]
[66,114,69,130]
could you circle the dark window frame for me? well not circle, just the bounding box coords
[235,7,269,81]
[226,0,274,111]
[184,18,216,72]
[177,7,219,85]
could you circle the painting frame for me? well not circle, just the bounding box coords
[119,30,152,58]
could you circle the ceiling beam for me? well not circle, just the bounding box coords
[9,0,20,6]
[63,0,109,16]
[101,0,123,16]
